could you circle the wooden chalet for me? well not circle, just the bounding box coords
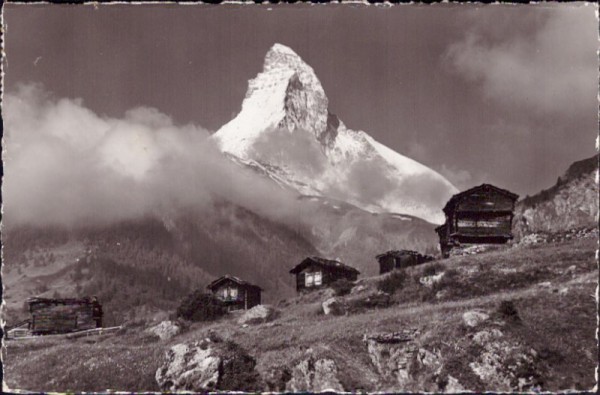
[376,250,434,274]
[289,257,360,293]
[27,296,103,335]
[436,184,519,258]
[207,275,262,311]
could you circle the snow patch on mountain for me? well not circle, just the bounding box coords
[213,43,458,224]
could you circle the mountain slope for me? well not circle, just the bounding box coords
[213,43,457,224]
[5,236,597,392]
[513,154,598,239]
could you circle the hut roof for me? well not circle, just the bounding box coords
[289,256,360,275]
[442,183,519,214]
[27,296,100,306]
[207,275,262,291]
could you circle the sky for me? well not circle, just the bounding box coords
[2,2,598,226]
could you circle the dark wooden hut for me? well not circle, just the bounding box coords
[376,250,434,274]
[289,257,360,293]
[27,296,103,335]
[207,275,262,311]
[436,184,519,258]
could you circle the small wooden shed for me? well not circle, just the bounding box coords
[376,250,434,274]
[27,296,103,335]
[207,275,262,311]
[289,257,360,293]
[436,184,519,257]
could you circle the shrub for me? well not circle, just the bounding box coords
[330,278,354,296]
[176,291,227,322]
[378,270,407,294]
[423,262,446,277]
[497,300,521,323]
[219,340,263,391]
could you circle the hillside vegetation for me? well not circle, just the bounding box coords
[2,194,442,327]
[4,236,597,392]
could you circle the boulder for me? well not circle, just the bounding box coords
[147,320,181,340]
[462,311,489,327]
[156,339,260,392]
[156,340,220,391]
[420,272,445,288]
[322,297,346,316]
[238,305,277,325]
[285,356,344,392]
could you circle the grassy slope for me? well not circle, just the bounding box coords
[3,237,597,392]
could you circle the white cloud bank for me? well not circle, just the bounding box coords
[2,83,301,228]
[445,5,598,117]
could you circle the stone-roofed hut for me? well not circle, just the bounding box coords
[289,257,360,293]
[376,250,434,274]
[436,184,519,258]
[27,296,103,335]
[207,275,262,311]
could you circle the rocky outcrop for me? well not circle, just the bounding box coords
[462,311,490,328]
[363,329,466,392]
[238,305,277,325]
[514,155,598,240]
[155,338,261,392]
[468,328,539,391]
[516,226,598,247]
[285,356,344,392]
[156,341,220,392]
[147,320,181,340]
[363,329,420,388]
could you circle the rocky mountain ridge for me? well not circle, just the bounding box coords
[513,154,598,239]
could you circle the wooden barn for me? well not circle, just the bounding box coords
[376,250,434,274]
[289,257,360,293]
[27,296,103,335]
[207,275,262,311]
[436,184,519,258]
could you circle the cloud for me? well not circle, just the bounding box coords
[2,83,303,228]
[445,6,598,117]
[438,165,474,191]
[343,158,396,203]
[250,127,327,177]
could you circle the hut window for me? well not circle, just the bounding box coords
[305,273,314,287]
[305,271,322,287]
[221,287,238,300]
[314,271,322,286]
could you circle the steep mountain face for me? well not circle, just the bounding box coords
[213,43,457,224]
[513,154,598,239]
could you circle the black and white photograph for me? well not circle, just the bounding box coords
[1,2,598,393]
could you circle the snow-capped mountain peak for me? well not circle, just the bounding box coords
[216,43,333,156]
[213,43,458,224]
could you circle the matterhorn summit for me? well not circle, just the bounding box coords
[213,43,458,224]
